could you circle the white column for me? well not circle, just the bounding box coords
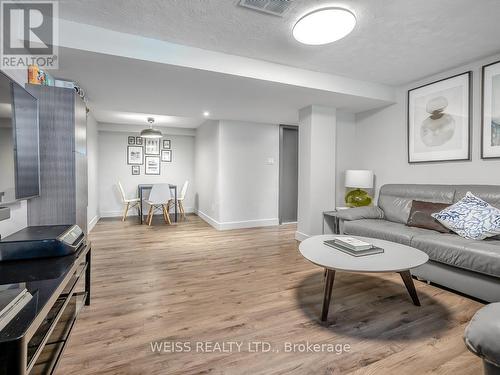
[296,105,336,240]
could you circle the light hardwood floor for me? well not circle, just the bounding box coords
[57,215,484,375]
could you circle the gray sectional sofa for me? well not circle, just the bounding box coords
[335,184,500,302]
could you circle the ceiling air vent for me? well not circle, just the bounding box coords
[238,0,292,17]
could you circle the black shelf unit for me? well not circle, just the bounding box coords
[0,243,91,375]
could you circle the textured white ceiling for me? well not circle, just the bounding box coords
[59,0,500,85]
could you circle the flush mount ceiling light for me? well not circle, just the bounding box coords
[140,117,163,139]
[293,7,356,45]
[203,111,210,117]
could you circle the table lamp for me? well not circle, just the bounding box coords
[345,170,374,207]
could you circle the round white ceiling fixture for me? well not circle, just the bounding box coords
[293,8,356,45]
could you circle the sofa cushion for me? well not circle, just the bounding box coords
[342,219,436,246]
[406,200,451,233]
[334,206,384,221]
[432,192,500,240]
[454,185,500,240]
[378,184,455,224]
[411,234,500,277]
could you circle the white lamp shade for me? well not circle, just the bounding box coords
[345,170,374,189]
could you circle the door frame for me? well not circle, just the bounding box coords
[279,124,299,224]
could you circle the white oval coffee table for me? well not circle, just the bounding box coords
[299,235,429,322]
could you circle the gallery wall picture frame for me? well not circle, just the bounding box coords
[407,71,472,163]
[128,136,135,145]
[132,166,140,175]
[145,139,160,155]
[145,156,161,175]
[482,60,500,159]
[162,139,171,149]
[161,149,172,162]
[127,146,144,165]
[135,136,143,146]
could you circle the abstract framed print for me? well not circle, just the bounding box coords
[482,60,500,159]
[135,136,143,146]
[132,166,140,175]
[408,71,472,163]
[162,139,171,149]
[127,136,135,145]
[127,146,143,165]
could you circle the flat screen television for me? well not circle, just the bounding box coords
[0,71,39,204]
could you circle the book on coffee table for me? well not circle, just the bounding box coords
[333,236,373,251]
[323,240,384,257]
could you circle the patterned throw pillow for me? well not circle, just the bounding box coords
[431,192,500,240]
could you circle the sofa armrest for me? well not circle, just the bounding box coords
[334,206,384,221]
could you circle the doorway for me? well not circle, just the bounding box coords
[279,125,298,224]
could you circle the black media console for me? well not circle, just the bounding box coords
[0,241,91,375]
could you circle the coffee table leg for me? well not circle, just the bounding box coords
[399,270,421,306]
[321,269,336,322]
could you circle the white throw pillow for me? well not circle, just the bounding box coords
[431,192,500,240]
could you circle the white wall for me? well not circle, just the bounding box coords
[335,111,358,205]
[98,130,195,217]
[194,119,280,230]
[218,120,279,227]
[87,112,99,230]
[351,53,500,197]
[297,105,337,240]
[194,120,220,223]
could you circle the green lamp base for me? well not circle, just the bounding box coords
[345,189,372,207]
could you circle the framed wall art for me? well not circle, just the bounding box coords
[135,136,143,146]
[131,166,140,175]
[407,71,472,163]
[162,139,171,149]
[145,139,160,155]
[482,60,500,159]
[145,156,160,175]
[127,146,144,165]
[127,136,135,145]
[161,149,172,162]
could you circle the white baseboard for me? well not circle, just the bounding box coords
[196,210,220,229]
[88,215,100,232]
[294,231,309,242]
[196,210,279,231]
[100,207,194,218]
[219,218,279,230]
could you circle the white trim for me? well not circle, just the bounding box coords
[196,210,220,229]
[196,210,279,231]
[88,215,100,232]
[100,207,194,218]
[219,218,279,230]
[100,210,137,218]
[295,231,309,242]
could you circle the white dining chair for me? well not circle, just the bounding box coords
[169,181,189,220]
[144,183,174,226]
[118,181,140,221]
